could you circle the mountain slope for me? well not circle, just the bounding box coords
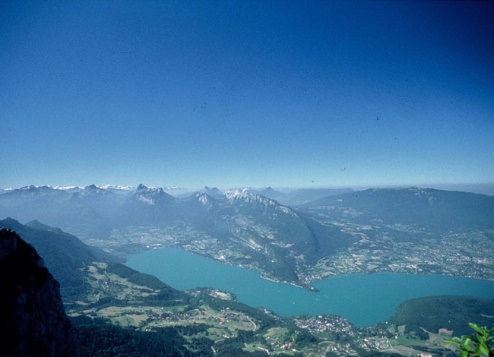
[390,296,494,337]
[304,187,494,233]
[0,217,109,300]
[0,218,189,306]
[0,228,78,356]
[118,184,182,227]
[0,185,71,226]
[177,188,356,284]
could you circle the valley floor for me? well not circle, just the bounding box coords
[82,224,494,289]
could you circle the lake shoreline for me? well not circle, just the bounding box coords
[126,247,494,327]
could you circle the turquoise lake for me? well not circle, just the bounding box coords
[126,247,494,327]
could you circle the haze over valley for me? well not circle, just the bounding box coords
[2,0,494,355]
[2,184,494,288]
[1,183,494,355]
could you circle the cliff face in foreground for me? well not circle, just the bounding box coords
[0,228,78,356]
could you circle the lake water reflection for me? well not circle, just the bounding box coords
[126,247,494,326]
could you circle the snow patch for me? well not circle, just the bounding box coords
[196,193,210,205]
[137,195,154,205]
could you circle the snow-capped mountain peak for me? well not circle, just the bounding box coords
[225,189,295,215]
[225,188,252,201]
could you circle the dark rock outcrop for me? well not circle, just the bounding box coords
[0,228,78,356]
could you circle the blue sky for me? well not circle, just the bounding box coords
[1,0,493,189]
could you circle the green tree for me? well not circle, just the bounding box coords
[445,323,494,356]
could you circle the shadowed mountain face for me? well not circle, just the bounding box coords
[0,228,78,356]
[0,218,120,301]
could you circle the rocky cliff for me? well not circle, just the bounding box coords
[0,228,78,356]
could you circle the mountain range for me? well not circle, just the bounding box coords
[0,185,358,284]
[1,184,494,286]
[2,186,494,356]
[302,187,494,232]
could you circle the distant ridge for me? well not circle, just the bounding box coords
[306,187,494,231]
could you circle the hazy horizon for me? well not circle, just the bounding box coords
[2,1,493,189]
[2,182,494,197]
